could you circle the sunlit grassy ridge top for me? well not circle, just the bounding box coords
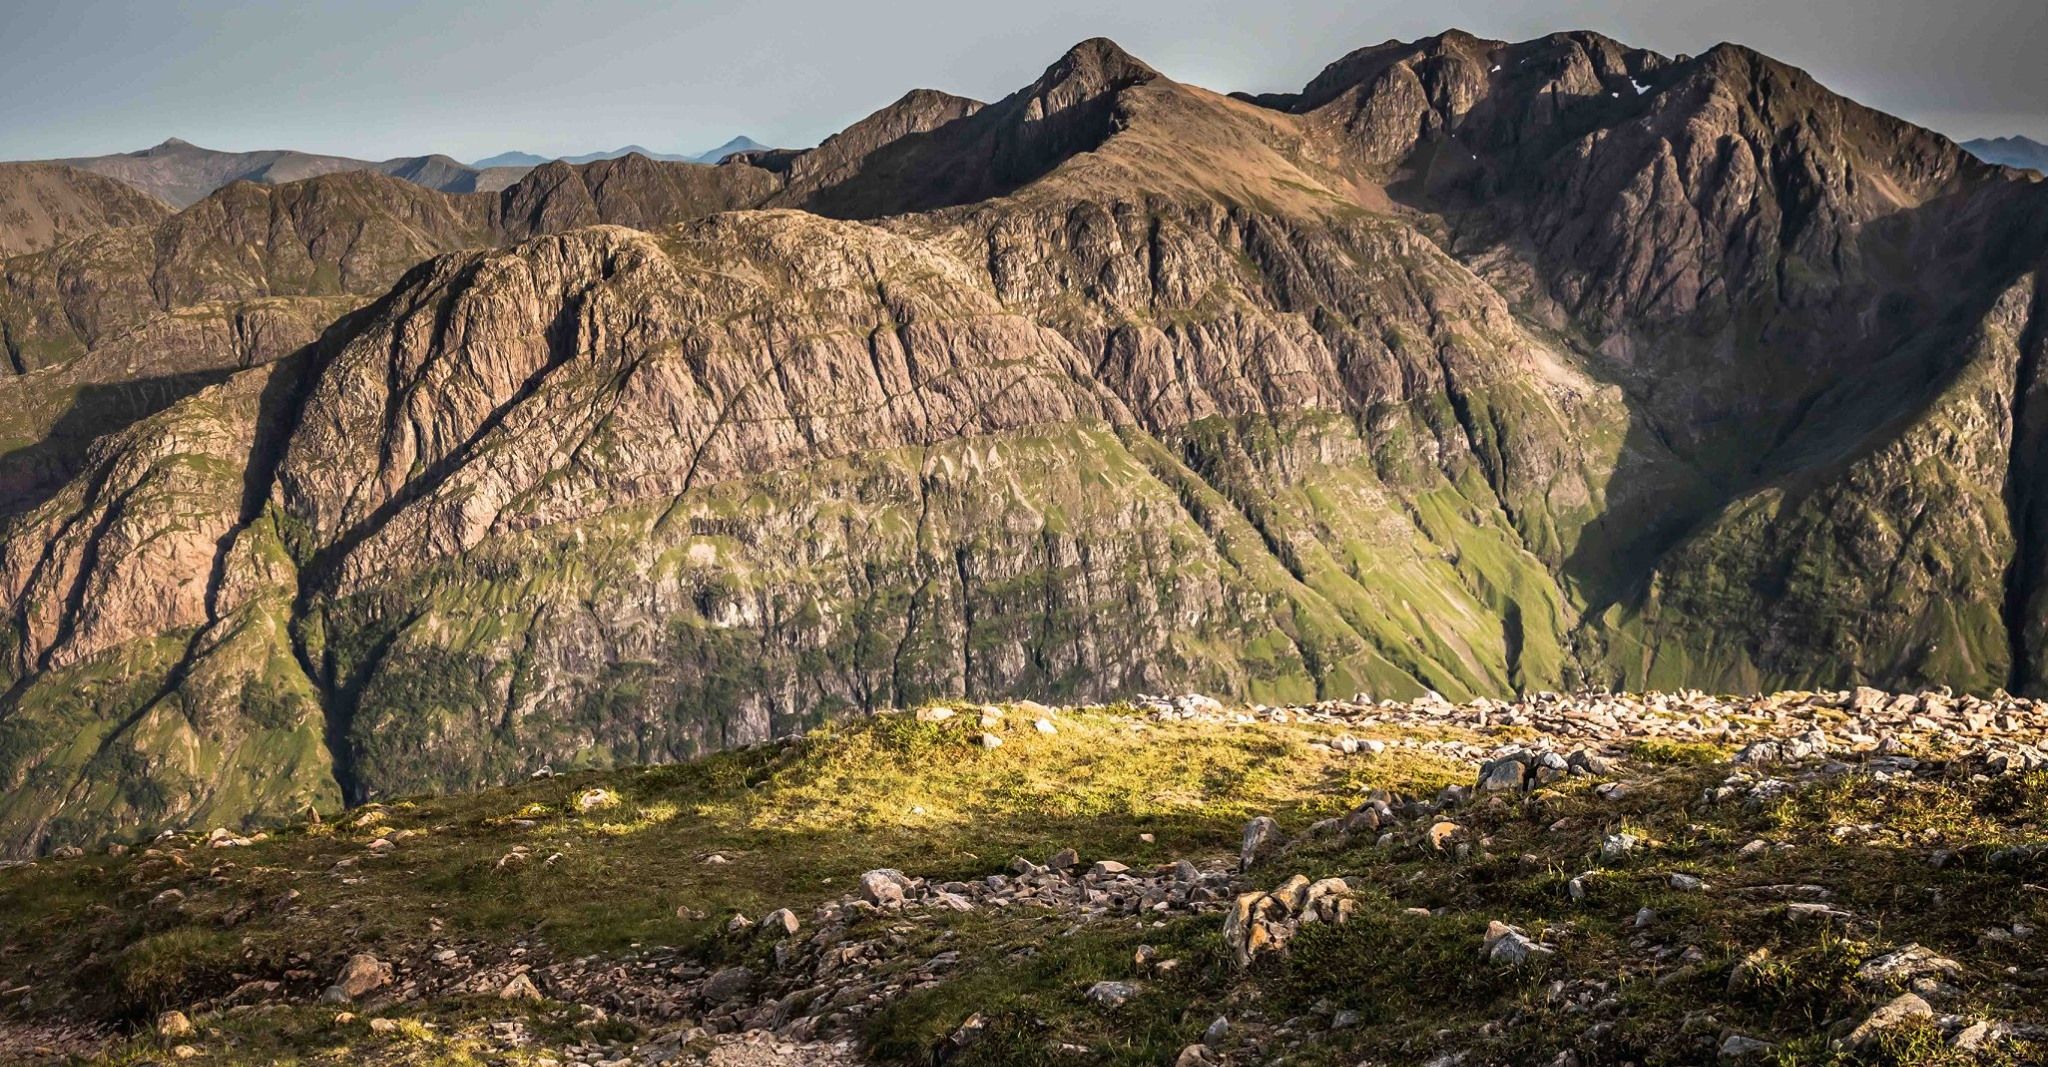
[0,701,1473,1022]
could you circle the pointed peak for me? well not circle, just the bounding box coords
[1038,37,1159,92]
[1695,41,1792,76]
[1427,28,1487,49]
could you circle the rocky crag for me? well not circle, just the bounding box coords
[5,31,2048,854]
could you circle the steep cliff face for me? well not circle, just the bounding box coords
[0,157,803,523]
[5,32,2048,854]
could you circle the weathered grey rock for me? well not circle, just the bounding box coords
[1239,816,1282,872]
[1085,980,1139,1008]
[1844,992,1934,1048]
[701,966,759,1004]
[1718,1034,1773,1059]
[1855,944,1963,988]
[324,954,392,1002]
[858,870,908,907]
[1481,921,1553,966]
[1477,757,1527,793]
[1600,833,1640,862]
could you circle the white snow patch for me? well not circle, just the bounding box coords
[1631,79,1651,95]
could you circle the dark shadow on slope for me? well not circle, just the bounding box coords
[0,367,239,523]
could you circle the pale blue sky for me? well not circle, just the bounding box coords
[4,0,2044,163]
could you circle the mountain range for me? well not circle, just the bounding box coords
[4,30,2048,856]
[43,137,531,206]
[1965,135,2048,172]
[474,136,770,169]
[38,136,773,211]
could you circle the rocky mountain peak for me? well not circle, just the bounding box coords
[1036,37,1159,93]
[1015,37,1162,126]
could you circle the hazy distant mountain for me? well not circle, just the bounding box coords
[694,135,768,162]
[1963,135,2048,172]
[471,150,553,168]
[49,138,506,206]
[471,137,771,170]
[563,145,695,164]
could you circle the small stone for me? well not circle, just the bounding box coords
[172,1045,201,1059]
[1719,1034,1774,1059]
[761,907,800,937]
[1085,980,1139,1008]
[858,870,907,906]
[1855,944,1964,987]
[156,1011,194,1038]
[1046,847,1080,871]
[1240,816,1282,871]
[978,732,1003,749]
[1670,873,1705,892]
[916,706,956,722]
[1600,833,1641,862]
[1845,992,1934,1048]
[1952,1020,2012,1051]
[368,1018,399,1034]
[1478,758,1527,792]
[1174,1044,1217,1067]
[701,966,758,1004]
[1481,920,1553,966]
[1269,874,1312,914]
[1203,1016,1230,1045]
[324,953,392,1002]
[575,788,617,812]
[1034,719,1058,735]
[500,974,543,1002]
[1088,860,1130,879]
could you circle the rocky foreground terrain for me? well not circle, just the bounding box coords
[4,687,2047,1065]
